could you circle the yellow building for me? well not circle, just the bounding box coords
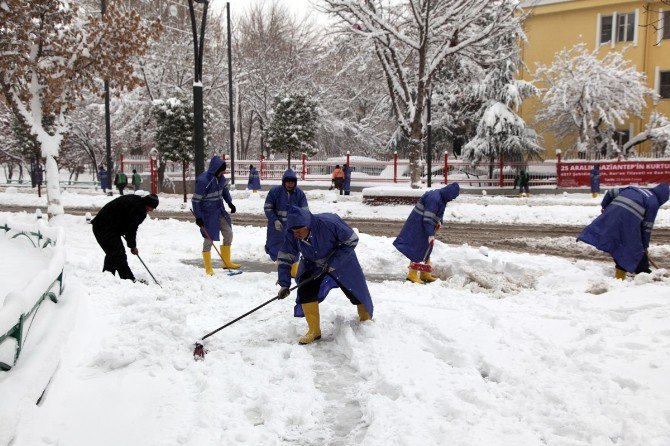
[520,0,670,158]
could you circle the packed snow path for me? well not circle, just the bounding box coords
[2,211,670,446]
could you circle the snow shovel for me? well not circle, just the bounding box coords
[190,209,242,276]
[193,267,332,360]
[409,239,435,272]
[137,254,161,287]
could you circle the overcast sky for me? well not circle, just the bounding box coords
[213,0,330,24]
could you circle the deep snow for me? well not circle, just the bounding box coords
[1,188,669,446]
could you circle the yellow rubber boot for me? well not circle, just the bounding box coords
[202,251,214,276]
[357,304,371,322]
[420,260,437,283]
[406,267,425,284]
[615,268,626,280]
[220,245,240,269]
[290,261,299,278]
[592,192,599,198]
[299,302,321,345]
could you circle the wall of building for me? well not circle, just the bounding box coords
[520,0,670,158]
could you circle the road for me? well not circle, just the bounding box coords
[3,204,669,263]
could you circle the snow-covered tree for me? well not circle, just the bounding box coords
[623,111,670,157]
[0,0,160,218]
[265,94,319,164]
[534,43,655,158]
[320,0,526,187]
[463,35,543,164]
[152,96,211,200]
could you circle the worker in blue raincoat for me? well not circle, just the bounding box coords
[342,164,351,195]
[589,163,601,198]
[577,183,669,279]
[264,168,308,277]
[192,156,240,275]
[247,164,261,193]
[393,183,460,284]
[276,206,373,345]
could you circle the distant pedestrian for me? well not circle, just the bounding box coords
[247,164,261,193]
[131,169,142,191]
[331,164,345,193]
[342,164,351,196]
[98,166,109,194]
[114,170,128,195]
[514,169,530,197]
[393,183,460,284]
[92,194,159,282]
[577,183,669,279]
[589,163,600,198]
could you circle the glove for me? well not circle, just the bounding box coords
[229,203,236,214]
[428,236,435,244]
[274,220,283,231]
[195,217,204,227]
[130,247,139,255]
[277,287,290,300]
[434,224,441,231]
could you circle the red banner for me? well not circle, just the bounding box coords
[557,161,670,187]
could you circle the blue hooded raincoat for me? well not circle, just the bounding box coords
[577,183,669,272]
[393,183,461,262]
[264,169,309,261]
[191,156,234,241]
[278,206,374,318]
[590,164,601,193]
[247,166,261,190]
[343,164,351,192]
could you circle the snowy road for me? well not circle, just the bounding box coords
[2,204,670,264]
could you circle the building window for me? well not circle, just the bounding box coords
[663,11,670,40]
[600,15,613,44]
[660,71,670,98]
[613,130,630,148]
[617,12,635,42]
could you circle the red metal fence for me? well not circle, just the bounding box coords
[119,151,670,191]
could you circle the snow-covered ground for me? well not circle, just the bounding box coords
[1,189,669,446]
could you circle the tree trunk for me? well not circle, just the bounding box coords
[408,126,423,188]
[182,159,187,203]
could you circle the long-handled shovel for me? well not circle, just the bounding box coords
[137,254,161,287]
[193,267,330,360]
[409,239,435,273]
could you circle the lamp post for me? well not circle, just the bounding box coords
[101,0,113,195]
[188,0,209,177]
[227,1,235,184]
[426,87,433,188]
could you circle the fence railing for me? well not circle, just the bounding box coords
[0,217,65,371]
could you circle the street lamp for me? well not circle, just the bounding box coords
[188,0,209,177]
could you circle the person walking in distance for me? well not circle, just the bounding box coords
[276,206,374,344]
[331,164,345,194]
[590,163,601,198]
[192,156,241,275]
[247,164,261,193]
[131,169,142,191]
[393,183,461,284]
[577,183,669,279]
[264,168,308,278]
[514,169,530,197]
[91,194,159,282]
[114,170,128,195]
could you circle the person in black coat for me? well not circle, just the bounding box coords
[92,194,159,281]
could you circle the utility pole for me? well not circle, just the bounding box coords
[101,0,112,195]
[426,87,432,188]
[227,2,235,184]
[188,0,209,176]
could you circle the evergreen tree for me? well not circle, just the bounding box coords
[265,94,319,164]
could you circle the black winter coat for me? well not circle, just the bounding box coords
[92,195,148,248]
